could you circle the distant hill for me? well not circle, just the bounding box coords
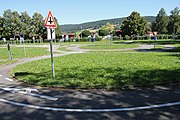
[60,16,156,33]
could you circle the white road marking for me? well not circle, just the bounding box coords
[0,98,179,112]
[18,91,58,101]
[5,78,14,82]
[1,87,58,101]
[1,88,21,93]
[21,88,39,93]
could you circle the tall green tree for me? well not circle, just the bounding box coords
[20,11,32,39]
[101,23,114,32]
[3,9,21,38]
[30,12,44,39]
[81,30,90,38]
[0,9,62,40]
[0,16,4,38]
[168,7,180,35]
[121,11,150,36]
[99,23,114,36]
[99,29,109,36]
[152,8,169,34]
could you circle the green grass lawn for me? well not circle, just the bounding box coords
[12,52,180,89]
[80,40,138,50]
[0,60,18,66]
[81,44,138,50]
[174,44,180,51]
[0,47,49,59]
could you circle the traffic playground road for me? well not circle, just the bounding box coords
[0,45,179,120]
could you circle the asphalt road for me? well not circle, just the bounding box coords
[0,44,179,120]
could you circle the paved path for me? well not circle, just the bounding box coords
[0,44,180,120]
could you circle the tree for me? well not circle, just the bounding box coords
[54,17,62,39]
[101,23,114,31]
[114,24,121,30]
[98,23,114,36]
[121,11,150,36]
[3,9,21,39]
[20,11,32,39]
[99,28,109,36]
[0,16,4,38]
[81,30,90,38]
[30,12,44,39]
[152,8,169,34]
[0,9,62,40]
[168,7,180,35]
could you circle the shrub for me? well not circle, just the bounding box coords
[124,35,131,40]
[81,30,90,38]
[99,29,109,36]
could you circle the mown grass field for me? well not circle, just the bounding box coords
[0,47,49,59]
[79,40,138,50]
[0,46,50,65]
[0,60,18,66]
[80,43,138,50]
[12,52,180,89]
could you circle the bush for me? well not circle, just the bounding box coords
[82,30,90,38]
[99,29,109,36]
[80,38,89,42]
[75,38,80,42]
[124,35,130,40]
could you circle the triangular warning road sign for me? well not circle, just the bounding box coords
[44,11,57,28]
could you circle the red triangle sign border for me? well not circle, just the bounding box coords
[44,11,57,28]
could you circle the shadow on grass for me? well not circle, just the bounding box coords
[151,40,180,45]
[14,67,180,89]
[164,46,180,52]
[135,46,180,53]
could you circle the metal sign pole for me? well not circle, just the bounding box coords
[7,43,12,60]
[23,40,26,56]
[50,29,55,78]
[44,11,57,79]
[154,36,156,49]
[91,36,94,51]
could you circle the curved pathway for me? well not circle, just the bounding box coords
[0,44,180,120]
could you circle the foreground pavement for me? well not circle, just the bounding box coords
[0,45,179,120]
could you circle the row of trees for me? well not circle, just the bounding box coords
[0,9,61,40]
[0,7,179,40]
[95,7,180,38]
[152,7,180,35]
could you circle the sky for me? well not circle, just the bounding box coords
[0,0,179,25]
